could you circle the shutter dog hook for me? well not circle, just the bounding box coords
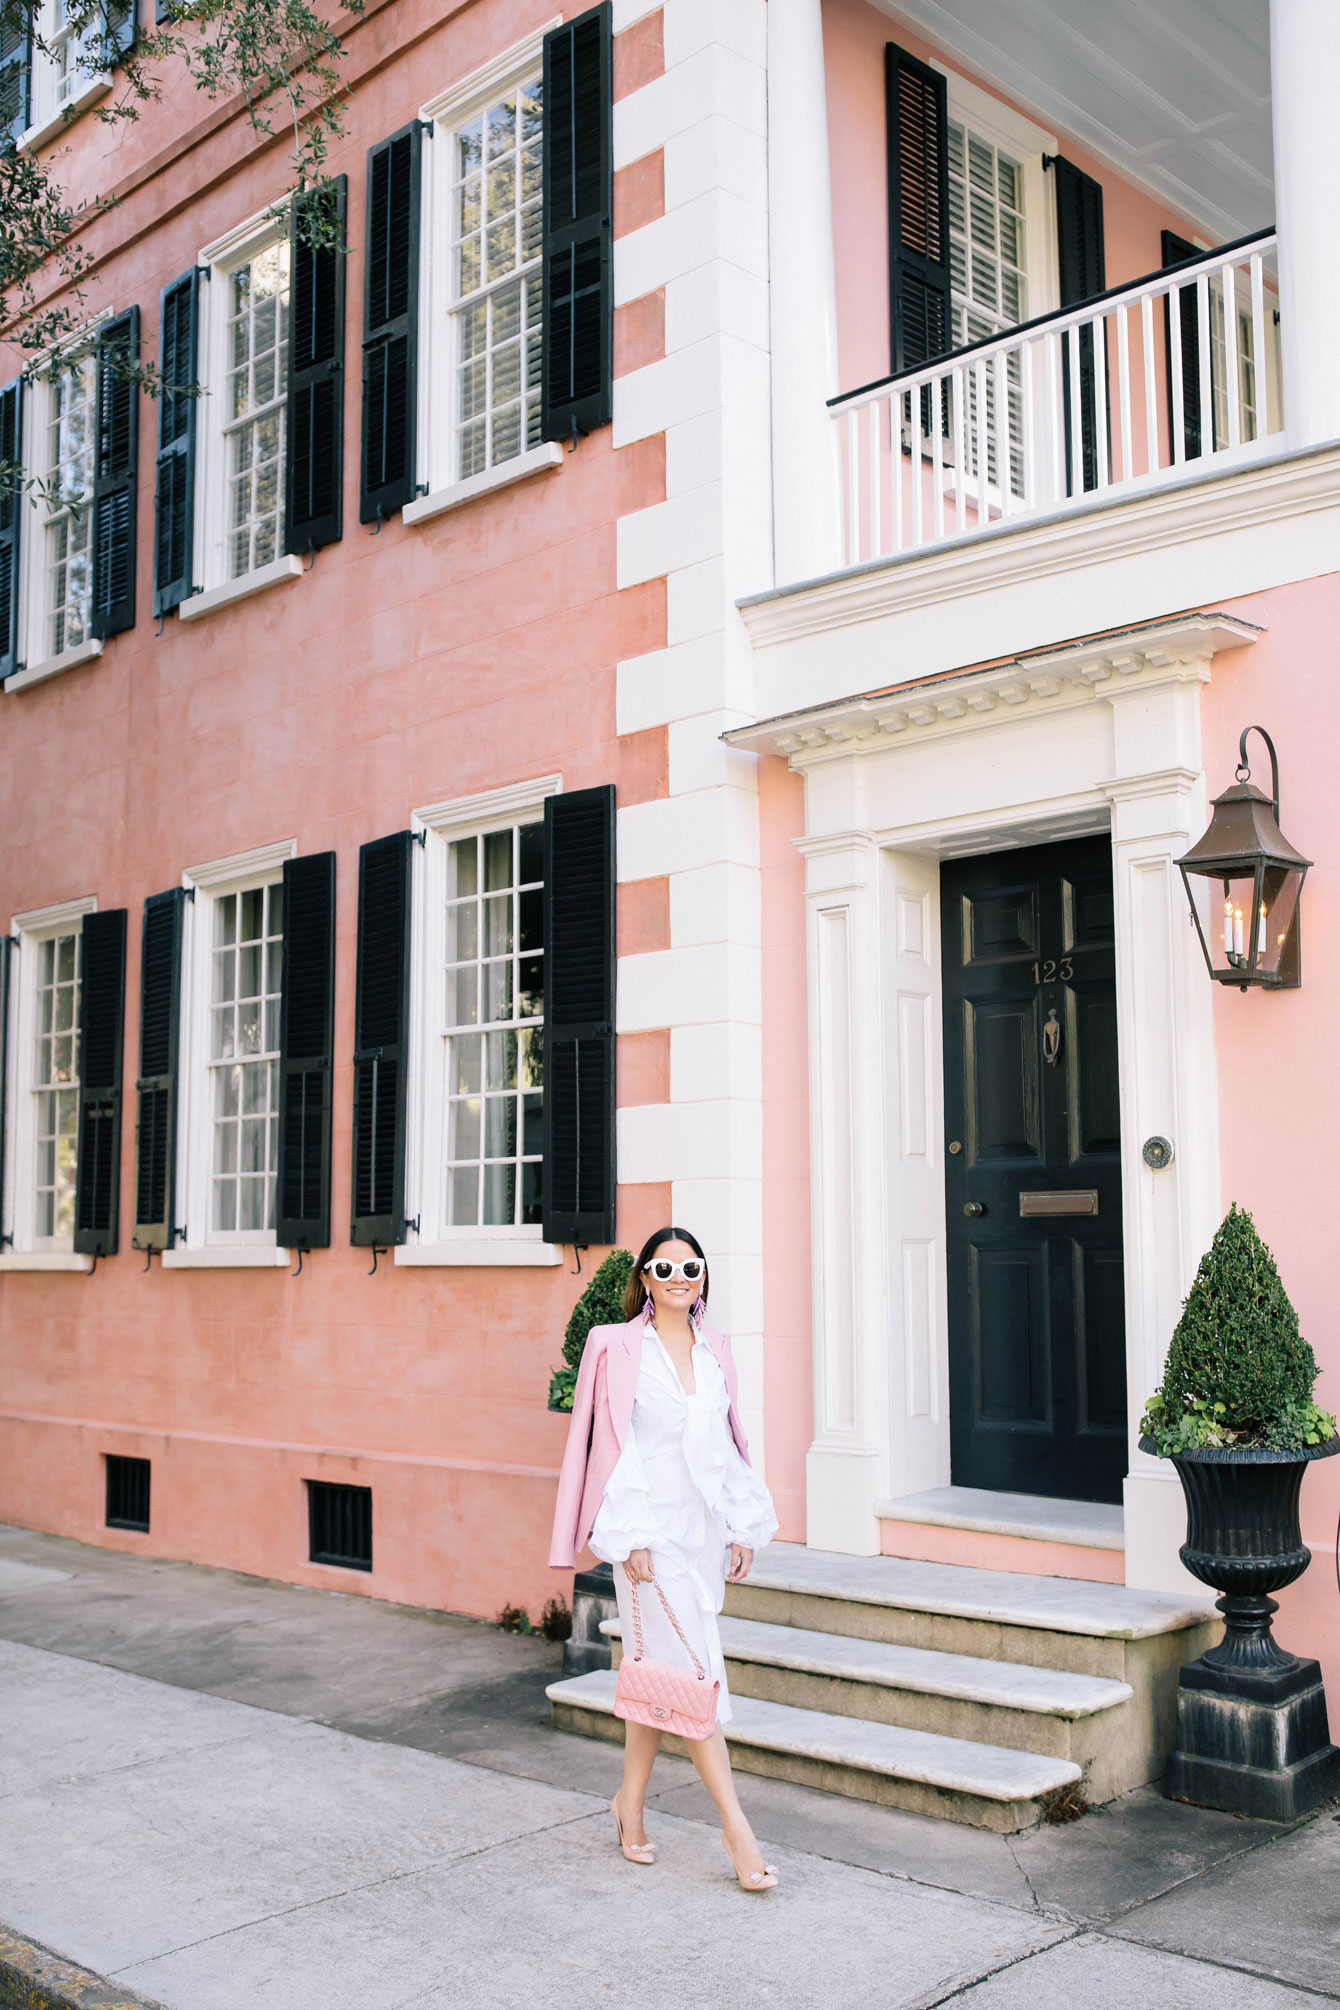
[370,504,384,536]
[302,538,317,572]
[369,1243,384,1275]
[291,1246,304,1277]
[570,1244,583,1276]
[87,1251,99,1277]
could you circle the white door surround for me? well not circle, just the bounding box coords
[727,613,1259,1589]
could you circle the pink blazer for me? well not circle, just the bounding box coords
[548,1313,752,1570]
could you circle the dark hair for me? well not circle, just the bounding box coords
[622,1226,710,1320]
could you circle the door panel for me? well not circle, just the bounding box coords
[942,835,1126,1504]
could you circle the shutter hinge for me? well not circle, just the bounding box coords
[182,885,195,903]
[1041,155,1056,171]
[410,828,427,848]
[354,1047,384,1062]
[402,1216,420,1236]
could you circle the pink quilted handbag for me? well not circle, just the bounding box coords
[614,1578,719,1742]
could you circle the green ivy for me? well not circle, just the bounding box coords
[1140,1203,1335,1454]
[547,1248,633,1412]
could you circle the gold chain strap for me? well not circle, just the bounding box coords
[628,1577,708,1682]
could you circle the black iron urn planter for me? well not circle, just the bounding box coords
[1142,1431,1340,1820]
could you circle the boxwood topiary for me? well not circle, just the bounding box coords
[1140,1203,1335,1455]
[547,1248,634,1412]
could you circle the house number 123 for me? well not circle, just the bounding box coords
[1033,957,1073,984]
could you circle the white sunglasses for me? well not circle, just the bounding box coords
[643,1258,706,1284]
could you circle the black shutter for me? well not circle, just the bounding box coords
[277,850,335,1249]
[360,125,421,524]
[542,786,615,1246]
[541,3,612,442]
[1162,229,1208,461]
[286,176,346,555]
[0,936,12,1246]
[350,832,411,1246]
[1054,155,1106,495]
[102,0,137,66]
[133,888,184,1250]
[74,908,127,1257]
[91,306,139,639]
[0,376,22,681]
[885,43,951,376]
[153,269,200,617]
[0,17,30,146]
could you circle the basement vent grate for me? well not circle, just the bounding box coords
[105,1455,151,1532]
[307,1480,373,1570]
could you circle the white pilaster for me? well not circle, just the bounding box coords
[1270,0,1340,446]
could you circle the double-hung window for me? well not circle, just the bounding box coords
[1,899,95,1260]
[450,78,544,479]
[43,349,96,657]
[224,240,289,579]
[946,120,1028,496]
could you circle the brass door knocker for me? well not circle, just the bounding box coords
[1043,1007,1062,1067]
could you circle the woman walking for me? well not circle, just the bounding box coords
[549,1227,780,1889]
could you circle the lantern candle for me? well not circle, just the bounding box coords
[1258,902,1267,955]
[1223,897,1234,956]
[1233,904,1244,959]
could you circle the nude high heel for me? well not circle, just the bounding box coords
[722,1832,778,1891]
[611,1798,656,1864]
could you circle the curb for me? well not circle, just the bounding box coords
[0,1931,166,2010]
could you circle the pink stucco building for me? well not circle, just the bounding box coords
[3,0,1339,1811]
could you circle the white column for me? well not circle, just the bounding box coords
[1270,0,1340,446]
[767,0,844,586]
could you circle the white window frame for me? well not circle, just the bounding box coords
[935,67,1059,329]
[10,311,114,693]
[0,895,96,1270]
[194,205,303,606]
[399,774,562,1268]
[412,24,564,523]
[165,839,295,1269]
[17,0,113,154]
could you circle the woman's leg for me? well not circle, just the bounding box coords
[685,1729,772,1880]
[613,1721,662,1846]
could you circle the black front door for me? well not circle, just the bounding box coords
[941,835,1126,1505]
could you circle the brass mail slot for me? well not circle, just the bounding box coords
[1019,1190,1099,1217]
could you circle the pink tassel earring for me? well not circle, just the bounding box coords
[691,1295,706,1323]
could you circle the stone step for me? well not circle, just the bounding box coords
[603,1613,1141,1800]
[876,1488,1125,1551]
[730,1542,1217,1678]
[546,1669,1082,1833]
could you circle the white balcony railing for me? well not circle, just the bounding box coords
[831,230,1281,568]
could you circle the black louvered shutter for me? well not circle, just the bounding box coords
[0,17,30,145]
[102,0,137,66]
[0,936,12,1245]
[153,269,200,617]
[360,126,421,524]
[1054,156,1106,494]
[287,177,346,555]
[0,377,22,680]
[91,306,139,639]
[277,851,335,1249]
[133,888,184,1250]
[542,786,615,1246]
[74,908,127,1257]
[541,3,612,442]
[885,43,951,377]
[350,832,411,1245]
[1162,229,1207,461]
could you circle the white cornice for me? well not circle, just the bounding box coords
[725,613,1259,766]
[184,839,296,889]
[419,20,558,125]
[739,444,1340,652]
[413,774,561,837]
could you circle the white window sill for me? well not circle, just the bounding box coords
[178,554,303,624]
[161,1245,293,1268]
[395,1238,562,1267]
[6,636,103,694]
[403,443,563,527]
[19,78,112,154]
[0,1251,93,1272]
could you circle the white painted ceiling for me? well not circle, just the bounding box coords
[873,0,1272,244]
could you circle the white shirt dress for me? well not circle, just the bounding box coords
[589,1321,778,1728]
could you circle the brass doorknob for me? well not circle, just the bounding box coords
[963,1202,985,1217]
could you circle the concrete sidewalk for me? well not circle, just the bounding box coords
[1,1523,1337,2010]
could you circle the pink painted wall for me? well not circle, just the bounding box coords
[0,0,673,1624]
[822,0,1210,398]
[758,754,812,1540]
[1205,573,1340,1695]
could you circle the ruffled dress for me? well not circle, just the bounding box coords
[589,1318,777,1729]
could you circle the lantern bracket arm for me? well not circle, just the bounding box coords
[1237,724,1280,823]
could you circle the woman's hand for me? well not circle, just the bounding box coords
[727,1544,754,1583]
[623,1548,656,1584]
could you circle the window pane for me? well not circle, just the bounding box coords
[483,893,512,956]
[449,1164,479,1225]
[209,881,281,1237]
[483,829,512,890]
[450,1097,481,1160]
[483,1160,515,1226]
[449,837,478,898]
[484,1095,516,1158]
[485,1030,517,1090]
